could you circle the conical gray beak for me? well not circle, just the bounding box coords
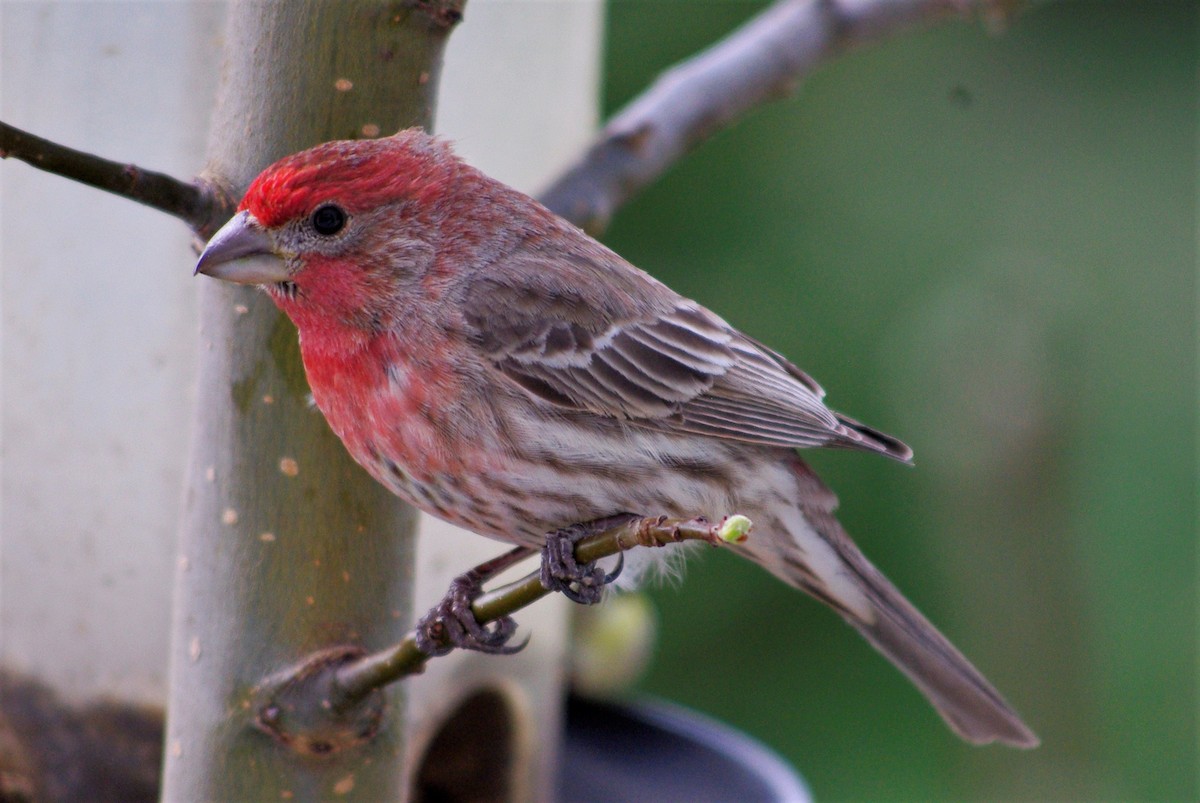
[194,210,289,284]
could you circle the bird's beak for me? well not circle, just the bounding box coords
[194,210,289,285]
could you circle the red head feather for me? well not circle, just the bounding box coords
[239,129,458,227]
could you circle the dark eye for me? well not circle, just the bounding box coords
[310,204,347,236]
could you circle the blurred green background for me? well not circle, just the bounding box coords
[601,2,1195,800]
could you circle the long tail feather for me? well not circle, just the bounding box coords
[842,555,1039,747]
[742,458,1038,748]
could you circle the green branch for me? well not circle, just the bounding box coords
[332,514,751,704]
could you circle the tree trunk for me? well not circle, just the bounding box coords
[162,3,456,799]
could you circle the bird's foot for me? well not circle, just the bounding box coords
[415,546,534,656]
[540,513,638,604]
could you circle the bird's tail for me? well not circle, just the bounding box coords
[738,458,1039,748]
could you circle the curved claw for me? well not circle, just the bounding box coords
[415,551,535,656]
[459,614,525,655]
[558,573,607,605]
[415,601,525,656]
[541,516,634,605]
[496,631,532,655]
[603,551,625,585]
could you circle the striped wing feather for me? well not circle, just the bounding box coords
[463,247,909,459]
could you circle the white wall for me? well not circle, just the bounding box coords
[1,2,221,704]
[0,1,603,718]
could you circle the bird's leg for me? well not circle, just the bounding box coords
[540,513,639,604]
[414,545,535,657]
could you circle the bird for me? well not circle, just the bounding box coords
[195,128,1037,748]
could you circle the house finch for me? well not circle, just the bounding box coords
[195,129,1037,748]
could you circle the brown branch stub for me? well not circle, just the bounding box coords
[249,646,386,759]
[0,121,235,238]
[540,0,1031,233]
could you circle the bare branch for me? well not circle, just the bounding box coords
[239,515,751,754]
[0,121,234,238]
[540,0,1029,232]
[328,515,751,706]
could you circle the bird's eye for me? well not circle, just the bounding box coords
[310,204,347,236]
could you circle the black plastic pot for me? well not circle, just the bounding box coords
[561,695,810,802]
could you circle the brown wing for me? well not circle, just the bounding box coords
[463,242,910,458]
